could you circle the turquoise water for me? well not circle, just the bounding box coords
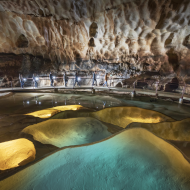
[1,130,190,190]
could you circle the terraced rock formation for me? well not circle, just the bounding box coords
[1,128,190,190]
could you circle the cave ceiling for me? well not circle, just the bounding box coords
[0,0,190,76]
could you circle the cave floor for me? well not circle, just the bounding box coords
[0,92,190,189]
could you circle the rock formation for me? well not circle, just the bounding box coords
[0,0,190,88]
[0,138,36,170]
[22,117,111,148]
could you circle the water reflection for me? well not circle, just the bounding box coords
[0,92,190,120]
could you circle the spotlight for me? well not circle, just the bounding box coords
[35,77,39,81]
[23,78,26,81]
[53,76,55,79]
[78,77,81,81]
[27,101,29,104]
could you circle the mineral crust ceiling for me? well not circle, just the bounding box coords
[1,0,190,75]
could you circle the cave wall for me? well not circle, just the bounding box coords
[0,0,190,79]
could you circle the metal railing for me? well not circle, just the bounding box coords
[0,76,189,96]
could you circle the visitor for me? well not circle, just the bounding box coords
[92,71,97,86]
[19,74,24,88]
[73,71,80,87]
[33,74,38,88]
[63,71,68,87]
[103,73,108,87]
[49,72,54,87]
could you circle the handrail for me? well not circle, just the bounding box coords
[0,76,189,94]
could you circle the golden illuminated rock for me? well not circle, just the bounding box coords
[48,105,85,112]
[25,109,60,119]
[25,105,86,118]
[0,139,36,171]
[90,107,174,128]
[128,118,190,141]
[22,117,111,148]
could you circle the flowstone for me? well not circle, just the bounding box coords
[22,117,111,148]
[0,138,36,170]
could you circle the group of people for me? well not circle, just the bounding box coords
[19,74,39,88]
[49,71,70,87]
[19,71,109,88]
[92,71,108,87]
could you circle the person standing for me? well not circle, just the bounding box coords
[19,74,24,88]
[63,71,68,87]
[73,71,80,87]
[92,71,97,86]
[49,72,54,87]
[103,73,108,87]
[33,74,38,88]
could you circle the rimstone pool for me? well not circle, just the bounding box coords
[0,92,190,190]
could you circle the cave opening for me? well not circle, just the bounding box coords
[89,22,98,38]
[16,34,28,48]
[167,50,179,72]
[89,38,96,47]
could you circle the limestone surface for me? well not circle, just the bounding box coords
[90,106,174,128]
[0,0,190,81]
[0,138,36,170]
[22,117,112,148]
[25,105,86,118]
[128,118,190,141]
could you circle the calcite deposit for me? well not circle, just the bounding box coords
[0,0,190,87]
[0,138,36,170]
[128,118,190,141]
[90,106,174,128]
[22,117,111,148]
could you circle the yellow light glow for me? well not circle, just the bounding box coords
[48,105,84,111]
[25,105,85,118]
[90,107,174,128]
[22,117,111,148]
[129,118,190,141]
[26,110,59,119]
[124,116,161,124]
[0,138,36,170]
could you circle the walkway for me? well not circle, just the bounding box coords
[0,86,189,101]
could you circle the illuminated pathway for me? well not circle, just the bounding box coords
[0,86,189,101]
